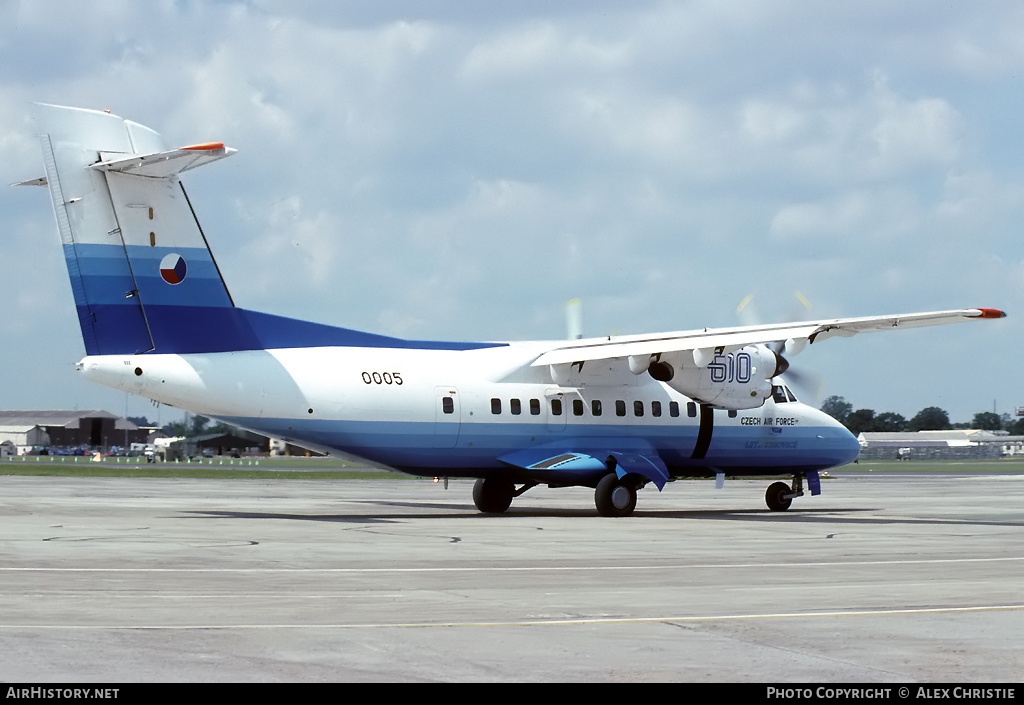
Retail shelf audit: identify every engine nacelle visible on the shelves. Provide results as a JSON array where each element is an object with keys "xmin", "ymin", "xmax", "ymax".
[{"xmin": 659, "ymin": 344, "xmax": 782, "ymax": 410}]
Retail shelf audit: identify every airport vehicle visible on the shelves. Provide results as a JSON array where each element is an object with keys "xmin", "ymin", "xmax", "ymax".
[{"xmin": 20, "ymin": 104, "xmax": 1006, "ymax": 515}]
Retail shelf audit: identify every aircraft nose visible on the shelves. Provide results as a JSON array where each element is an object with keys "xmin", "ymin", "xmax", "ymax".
[
  {"xmin": 842, "ymin": 427, "xmax": 861, "ymax": 463},
  {"xmin": 806, "ymin": 408, "xmax": 861, "ymax": 467},
  {"xmin": 827, "ymin": 417, "xmax": 861, "ymax": 466}
]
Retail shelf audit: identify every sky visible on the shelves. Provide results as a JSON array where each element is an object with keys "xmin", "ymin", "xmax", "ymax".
[{"xmin": 1, "ymin": 0, "xmax": 1021, "ymax": 426}]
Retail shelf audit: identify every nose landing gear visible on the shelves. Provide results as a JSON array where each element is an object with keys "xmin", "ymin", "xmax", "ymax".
[
  {"xmin": 765, "ymin": 481, "xmax": 795, "ymax": 511},
  {"xmin": 765, "ymin": 472, "xmax": 815, "ymax": 511}
]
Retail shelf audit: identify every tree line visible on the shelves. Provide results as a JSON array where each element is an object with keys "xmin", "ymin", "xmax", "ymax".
[
  {"xmin": 127, "ymin": 414, "xmax": 236, "ymax": 439},
  {"xmin": 820, "ymin": 395, "xmax": 1024, "ymax": 435}
]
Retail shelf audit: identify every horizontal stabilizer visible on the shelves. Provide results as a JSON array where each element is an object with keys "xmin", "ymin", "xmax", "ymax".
[
  {"xmin": 90, "ymin": 143, "xmax": 236, "ymax": 178},
  {"xmin": 13, "ymin": 176, "xmax": 48, "ymax": 187}
]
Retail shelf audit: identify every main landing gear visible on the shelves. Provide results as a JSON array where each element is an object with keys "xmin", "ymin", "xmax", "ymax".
[
  {"xmin": 764, "ymin": 474, "xmax": 807, "ymax": 512},
  {"xmin": 594, "ymin": 473, "xmax": 639, "ymax": 517},
  {"xmin": 472, "ymin": 477, "xmax": 537, "ymax": 514},
  {"xmin": 472, "ymin": 474, "xmax": 642, "ymax": 517}
]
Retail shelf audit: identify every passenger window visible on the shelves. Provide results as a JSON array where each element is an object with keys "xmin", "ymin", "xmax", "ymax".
[
  {"xmin": 510, "ymin": 398, "xmax": 522, "ymax": 415},
  {"xmin": 592, "ymin": 400, "xmax": 602, "ymax": 416},
  {"xmin": 551, "ymin": 399, "xmax": 562, "ymax": 416},
  {"xmin": 491, "ymin": 398, "xmax": 502, "ymax": 414},
  {"xmin": 687, "ymin": 402, "xmax": 697, "ymax": 418},
  {"xmin": 442, "ymin": 397, "xmax": 454, "ymax": 414},
  {"xmin": 652, "ymin": 401, "xmax": 662, "ymax": 417},
  {"xmin": 615, "ymin": 400, "xmax": 626, "ymax": 417},
  {"xmin": 728, "ymin": 409, "xmax": 737, "ymax": 418},
  {"xmin": 530, "ymin": 398, "xmax": 541, "ymax": 415},
  {"xmin": 670, "ymin": 401, "xmax": 679, "ymax": 417},
  {"xmin": 573, "ymin": 399, "xmax": 584, "ymax": 416},
  {"xmin": 634, "ymin": 401, "xmax": 644, "ymax": 417}
]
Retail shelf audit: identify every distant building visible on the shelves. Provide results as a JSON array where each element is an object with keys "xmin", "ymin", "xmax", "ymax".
[
  {"xmin": 163, "ymin": 432, "xmax": 322, "ymax": 460},
  {"xmin": 182, "ymin": 430, "xmax": 269, "ymax": 459},
  {"xmin": 858, "ymin": 429, "xmax": 1024, "ymax": 461},
  {"xmin": 0, "ymin": 410, "xmax": 147, "ymax": 454}
]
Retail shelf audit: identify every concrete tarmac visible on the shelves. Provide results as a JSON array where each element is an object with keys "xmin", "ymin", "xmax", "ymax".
[{"xmin": 1, "ymin": 470, "xmax": 1022, "ymax": 682}]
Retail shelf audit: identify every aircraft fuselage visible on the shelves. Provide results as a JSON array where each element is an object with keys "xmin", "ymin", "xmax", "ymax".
[{"xmin": 80, "ymin": 343, "xmax": 860, "ymax": 487}]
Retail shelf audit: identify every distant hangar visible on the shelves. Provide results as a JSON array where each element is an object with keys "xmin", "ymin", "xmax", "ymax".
[
  {"xmin": 0, "ymin": 410, "xmax": 149, "ymax": 456},
  {"xmin": 858, "ymin": 429, "xmax": 1024, "ymax": 461}
]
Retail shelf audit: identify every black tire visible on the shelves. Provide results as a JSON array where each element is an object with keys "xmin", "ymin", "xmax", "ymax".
[
  {"xmin": 594, "ymin": 473, "xmax": 637, "ymax": 517},
  {"xmin": 765, "ymin": 481, "xmax": 793, "ymax": 511},
  {"xmin": 473, "ymin": 477, "xmax": 514, "ymax": 514}
]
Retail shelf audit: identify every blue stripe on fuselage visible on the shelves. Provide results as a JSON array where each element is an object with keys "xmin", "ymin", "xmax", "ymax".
[{"xmin": 218, "ymin": 415, "xmax": 859, "ymax": 480}]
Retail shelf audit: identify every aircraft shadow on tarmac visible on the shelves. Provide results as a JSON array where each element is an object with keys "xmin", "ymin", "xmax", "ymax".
[{"xmin": 183, "ymin": 505, "xmax": 1024, "ymax": 528}]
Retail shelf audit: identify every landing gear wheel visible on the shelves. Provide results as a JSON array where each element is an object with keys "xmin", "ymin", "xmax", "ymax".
[
  {"xmin": 473, "ymin": 477, "xmax": 515, "ymax": 514},
  {"xmin": 595, "ymin": 473, "xmax": 637, "ymax": 517},
  {"xmin": 765, "ymin": 481, "xmax": 793, "ymax": 512}
]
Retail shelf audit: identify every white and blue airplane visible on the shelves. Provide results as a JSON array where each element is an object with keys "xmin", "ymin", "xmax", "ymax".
[{"xmin": 20, "ymin": 104, "xmax": 1006, "ymax": 516}]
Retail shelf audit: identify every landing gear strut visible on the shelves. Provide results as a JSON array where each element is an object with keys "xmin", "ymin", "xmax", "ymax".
[{"xmin": 472, "ymin": 477, "xmax": 536, "ymax": 514}]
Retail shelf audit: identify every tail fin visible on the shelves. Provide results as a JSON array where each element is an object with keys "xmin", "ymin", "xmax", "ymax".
[
  {"xmin": 31, "ymin": 104, "xmax": 505, "ymax": 356},
  {"xmin": 34, "ymin": 104, "xmax": 236, "ymax": 355}
]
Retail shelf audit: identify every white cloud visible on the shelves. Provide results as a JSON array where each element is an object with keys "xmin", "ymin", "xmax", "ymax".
[
  {"xmin": 770, "ymin": 194, "xmax": 873, "ymax": 240},
  {"xmin": 461, "ymin": 20, "xmax": 626, "ymax": 82},
  {"xmin": 866, "ymin": 78, "xmax": 963, "ymax": 173}
]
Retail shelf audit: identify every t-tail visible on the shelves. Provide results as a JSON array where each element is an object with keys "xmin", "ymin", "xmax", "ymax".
[{"xmin": 27, "ymin": 104, "xmax": 476, "ymax": 356}]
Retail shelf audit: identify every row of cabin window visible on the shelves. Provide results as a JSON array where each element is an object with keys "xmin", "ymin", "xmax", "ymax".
[{"xmin": 489, "ymin": 397, "xmax": 702, "ymax": 419}]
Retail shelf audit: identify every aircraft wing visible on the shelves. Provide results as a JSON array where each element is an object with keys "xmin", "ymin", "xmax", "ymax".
[{"xmin": 531, "ymin": 308, "xmax": 1006, "ymax": 367}]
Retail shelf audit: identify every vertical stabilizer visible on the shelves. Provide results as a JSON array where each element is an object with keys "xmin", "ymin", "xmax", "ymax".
[
  {"xmin": 32, "ymin": 105, "xmax": 502, "ymax": 356},
  {"xmin": 35, "ymin": 104, "xmax": 236, "ymax": 355}
]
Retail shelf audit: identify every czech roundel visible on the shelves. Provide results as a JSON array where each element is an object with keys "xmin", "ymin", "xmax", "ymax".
[{"xmin": 159, "ymin": 253, "xmax": 187, "ymax": 285}]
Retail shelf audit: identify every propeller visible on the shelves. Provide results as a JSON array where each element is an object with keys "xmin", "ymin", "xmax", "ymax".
[
  {"xmin": 767, "ymin": 340, "xmax": 823, "ymax": 402},
  {"xmin": 737, "ymin": 292, "xmax": 824, "ymax": 404},
  {"xmin": 566, "ymin": 298, "xmax": 583, "ymax": 340}
]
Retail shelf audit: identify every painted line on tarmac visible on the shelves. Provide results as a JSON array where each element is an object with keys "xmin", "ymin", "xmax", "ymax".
[
  {"xmin": 1, "ymin": 604, "xmax": 1022, "ymax": 630},
  {"xmin": 2, "ymin": 555, "xmax": 1024, "ymax": 573}
]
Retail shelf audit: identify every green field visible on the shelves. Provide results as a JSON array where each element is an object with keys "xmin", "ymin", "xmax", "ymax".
[{"xmin": 2, "ymin": 455, "xmax": 1022, "ymax": 480}]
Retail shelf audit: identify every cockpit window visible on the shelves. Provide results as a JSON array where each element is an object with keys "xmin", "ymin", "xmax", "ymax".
[{"xmin": 770, "ymin": 385, "xmax": 798, "ymax": 403}]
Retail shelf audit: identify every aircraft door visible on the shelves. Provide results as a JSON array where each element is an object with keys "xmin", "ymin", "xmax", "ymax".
[
  {"xmin": 433, "ymin": 387, "xmax": 461, "ymax": 448},
  {"xmin": 545, "ymin": 389, "xmax": 566, "ymax": 432}
]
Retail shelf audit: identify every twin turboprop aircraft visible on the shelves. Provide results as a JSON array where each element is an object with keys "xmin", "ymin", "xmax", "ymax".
[{"xmin": 21, "ymin": 104, "xmax": 1006, "ymax": 516}]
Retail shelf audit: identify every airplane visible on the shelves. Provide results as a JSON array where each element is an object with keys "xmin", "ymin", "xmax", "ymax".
[{"xmin": 18, "ymin": 104, "xmax": 1006, "ymax": 516}]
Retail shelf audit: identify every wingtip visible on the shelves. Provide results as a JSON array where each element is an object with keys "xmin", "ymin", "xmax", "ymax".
[
  {"xmin": 971, "ymin": 308, "xmax": 1007, "ymax": 319},
  {"xmin": 180, "ymin": 142, "xmax": 225, "ymax": 151}
]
